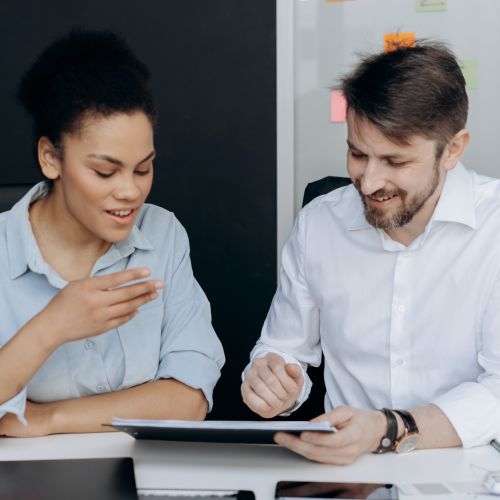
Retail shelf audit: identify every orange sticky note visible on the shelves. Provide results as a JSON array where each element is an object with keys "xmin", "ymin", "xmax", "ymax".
[
  {"xmin": 384, "ymin": 32, "xmax": 416, "ymax": 52},
  {"xmin": 330, "ymin": 90, "xmax": 347, "ymax": 123}
]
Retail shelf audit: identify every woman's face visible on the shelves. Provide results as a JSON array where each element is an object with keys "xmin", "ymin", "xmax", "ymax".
[{"xmin": 48, "ymin": 111, "xmax": 154, "ymax": 244}]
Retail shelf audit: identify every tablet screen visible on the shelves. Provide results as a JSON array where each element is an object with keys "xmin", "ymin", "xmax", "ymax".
[{"xmin": 275, "ymin": 481, "xmax": 398, "ymax": 499}]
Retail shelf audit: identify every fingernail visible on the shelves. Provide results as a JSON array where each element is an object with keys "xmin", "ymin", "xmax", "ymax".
[
  {"xmin": 274, "ymin": 434, "xmax": 284, "ymax": 445},
  {"xmin": 141, "ymin": 268, "xmax": 151, "ymax": 277},
  {"xmin": 154, "ymin": 281, "xmax": 164, "ymax": 289}
]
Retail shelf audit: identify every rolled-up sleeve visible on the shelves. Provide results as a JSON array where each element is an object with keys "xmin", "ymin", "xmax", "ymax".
[
  {"xmin": 0, "ymin": 387, "xmax": 28, "ymax": 426},
  {"xmin": 433, "ymin": 272, "xmax": 500, "ymax": 447},
  {"xmin": 155, "ymin": 219, "xmax": 225, "ymax": 411}
]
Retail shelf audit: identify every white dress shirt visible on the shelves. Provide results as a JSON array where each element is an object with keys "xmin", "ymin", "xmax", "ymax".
[{"xmin": 247, "ymin": 163, "xmax": 500, "ymax": 447}]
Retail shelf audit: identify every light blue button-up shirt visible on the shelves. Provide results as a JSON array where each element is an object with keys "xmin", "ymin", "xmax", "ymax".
[{"xmin": 0, "ymin": 182, "xmax": 225, "ymax": 422}]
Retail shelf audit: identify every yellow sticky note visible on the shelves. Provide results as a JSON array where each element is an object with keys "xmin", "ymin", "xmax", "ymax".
[
  {"xmin": 459, "ymin": 60, "xmax": 478, "ymax": 90},
  {"xmin": 330, "ymin": 90, "xmax": 347, "ymax": 123},
  {"xmin": 384, "ymin": 32, "xmax": 416, "ymax": 53}
]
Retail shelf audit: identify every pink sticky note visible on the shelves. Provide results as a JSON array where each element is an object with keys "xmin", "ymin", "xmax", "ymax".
[{"xmin": 330, "ymin": 90, "xmax": 347, "ymax": 122}]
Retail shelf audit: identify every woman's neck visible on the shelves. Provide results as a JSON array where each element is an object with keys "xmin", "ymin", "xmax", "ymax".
[{"xmin": 29, "ymin": 193, "xmax": 111, "ymax": 281}]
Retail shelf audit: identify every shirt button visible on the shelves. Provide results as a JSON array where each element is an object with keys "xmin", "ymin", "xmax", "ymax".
[
  {"xmin": 96, "ymin": 385, "xmax": 105, "ymax": 392},
  {"xmin": 397, "ymin": 305, "xmax": 406, "ymax": 313},
  {"xmin": 395, "ymin": 358, "xmax": 404, "ymax": 366},
  {"xmin": 84, "ymin": 340, "xmax": 94, "ymax": 350}
]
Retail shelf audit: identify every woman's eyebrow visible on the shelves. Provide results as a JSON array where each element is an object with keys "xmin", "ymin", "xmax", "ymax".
[{"xmin": 87, "ymin": 150, "xmax": 156, "ymax": 167}]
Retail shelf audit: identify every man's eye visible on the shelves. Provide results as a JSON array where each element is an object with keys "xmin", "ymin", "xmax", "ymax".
[
  {"xmin": 387, "ymin": 160, "xmax": 407, "ymax": 167},
  {"xmin": 350, "ymin": 150, "xmax": 366, "ymax": 159},
  {"xmin": 95, "ymin": 171, "xmax": 113, "ymax": 178}
]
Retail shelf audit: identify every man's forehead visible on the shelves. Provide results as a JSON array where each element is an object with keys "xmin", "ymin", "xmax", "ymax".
[{"xmin": 346, "ymin": 112, "xmax": 433, "ymax": 155}]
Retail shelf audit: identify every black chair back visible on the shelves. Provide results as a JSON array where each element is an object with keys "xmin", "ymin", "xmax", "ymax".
[
  {"xmin": 0, "ymin": 184, "xmax": 33, "ymax": 213},
  {"xmin": 302, "ymin": 176, "xmax": 352, "ymax": 207}
]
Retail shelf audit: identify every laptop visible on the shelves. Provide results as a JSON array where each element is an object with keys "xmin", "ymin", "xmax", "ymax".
[{"xmin": 0, "ymin": 457, "xmax": 137, "ymax": 499}]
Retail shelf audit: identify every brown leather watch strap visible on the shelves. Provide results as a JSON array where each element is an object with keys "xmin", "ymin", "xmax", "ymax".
[
  {"xmin": 373, "ymin": 408, "xmax": 398, "ymax": 454},
  {"xmin": 393, "ymin": 409, "xmax": 418, "ymax": 434}
]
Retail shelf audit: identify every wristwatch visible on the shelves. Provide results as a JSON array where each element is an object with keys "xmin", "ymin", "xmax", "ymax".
[
  {"xmin": 392, "ymin": 409, "xmax": 420, "ymax": 453},
  {"xmin": 373, "ymin": 408, "xmax": 398, "ymax": 454}
]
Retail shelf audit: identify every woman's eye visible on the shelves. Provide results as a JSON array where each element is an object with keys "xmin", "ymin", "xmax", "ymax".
[
  {"xmin": 95, "ymin": 171, "xmax": 113, "ymax": 178},
  {"xmin": 135, "ymin": 170, "xmax": 151, "ymax": 176}
]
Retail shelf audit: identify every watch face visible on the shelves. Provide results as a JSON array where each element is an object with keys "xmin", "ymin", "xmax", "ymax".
[{"xmin": 396, "ymin": 434, "xmax": 420, "ymax": 453}]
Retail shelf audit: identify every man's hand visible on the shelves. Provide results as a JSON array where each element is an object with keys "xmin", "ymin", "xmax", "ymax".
[
  {"xmin": 35, "ymin": 267, "xmax": 163, "ymax": 348},
  {"xmin": 0, "ymin": 401, "xmax": 54, "ymax": 438},
  {"xmin": 241, "ymin": 352, "xmax": 304, "ymax": 418},
  {"xmin": 273, "ymin": 406, "xmax": 386, "ymax": 464}
]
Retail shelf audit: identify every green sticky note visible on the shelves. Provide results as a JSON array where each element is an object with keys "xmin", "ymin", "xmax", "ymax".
[
  {"xmin": 416, "ymin": 0, "xmax": 447, "ymax": 12},
  {"xmin": 459, "ymin": 60, "xmax": 478, "ymax": 90}
]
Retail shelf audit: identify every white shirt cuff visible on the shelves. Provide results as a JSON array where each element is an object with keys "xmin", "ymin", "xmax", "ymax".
[{"xmin": 432, "ymin": 382, "xmax": 500, "ymax": 448}]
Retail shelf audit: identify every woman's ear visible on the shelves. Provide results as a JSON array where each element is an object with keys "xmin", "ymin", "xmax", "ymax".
[
  {"xmin": 37, "ymin": 137, "xmax": 62, "ymax": 180},
  {"xmin": 442, "ymin": 129, "xmax": 470, "ymax": 172}
]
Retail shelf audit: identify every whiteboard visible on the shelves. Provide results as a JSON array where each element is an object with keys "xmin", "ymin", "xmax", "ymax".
[{"xmin": 292, "ymin": 0, "xmax": 500, "ymax": 214}]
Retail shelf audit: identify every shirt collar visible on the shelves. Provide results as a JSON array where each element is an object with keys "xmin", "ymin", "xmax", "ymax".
[
  {"xmin": 7, "ymin": 182, "xmax": 49, "ymax": 279},
  {"xmin": 347, "ymin": 162, "xmax": 476, "ymax": 231},
  {"xmin": 347, "ymin": 187, "xmax": 372, "ymax": 231},
  {"xmin": 431, "ymin": 162, "xmax": 476, "ymax": 229},
  {"xmin": 6, "ymin": 181, "xmax": 154, "ymax": 280}
]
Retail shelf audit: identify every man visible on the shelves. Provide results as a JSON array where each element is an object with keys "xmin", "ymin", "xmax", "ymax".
[{"xmin": 241, "ymin": 41, "xmax": 500, "ymax": 464}]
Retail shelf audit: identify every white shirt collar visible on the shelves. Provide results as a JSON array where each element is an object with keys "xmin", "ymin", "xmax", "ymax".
[{"xmin": 347, "ymin": 162, "xmax": 476, "ymax": 232}]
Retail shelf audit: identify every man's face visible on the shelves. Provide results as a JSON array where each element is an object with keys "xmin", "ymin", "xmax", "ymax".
[{"xmin": 346, "ymin": 112, "xmax": 444, "ymax": 231}]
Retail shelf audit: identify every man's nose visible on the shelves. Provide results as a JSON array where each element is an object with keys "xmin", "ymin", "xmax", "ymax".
[{"xmin": 359, "ymin": 159, "xmax": 385, "ymax": 195}]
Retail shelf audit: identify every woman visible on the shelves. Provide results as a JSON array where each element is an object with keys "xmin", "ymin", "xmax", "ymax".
[{"xmin": 0, "ymin": 30, "xmax": 225, "ymax": 436}]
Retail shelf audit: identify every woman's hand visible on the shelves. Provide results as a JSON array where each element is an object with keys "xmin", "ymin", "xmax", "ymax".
[
  {"xmin": 0, "ymin": 401, "xmax": 54, "ymax": 438},
  {"xmin": 36, "ymin": 267, "xmax": 163, "ymax": 348}
]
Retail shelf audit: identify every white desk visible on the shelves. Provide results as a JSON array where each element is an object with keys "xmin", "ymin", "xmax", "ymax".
[{"xmin": 1, "ymin": 433, "xmax": 500, "ymax": 498}]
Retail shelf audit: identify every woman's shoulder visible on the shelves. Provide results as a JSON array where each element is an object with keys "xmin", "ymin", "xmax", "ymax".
[{"xmin": 135, "ymin": 203, "xmax": 189, "ymax": 247}]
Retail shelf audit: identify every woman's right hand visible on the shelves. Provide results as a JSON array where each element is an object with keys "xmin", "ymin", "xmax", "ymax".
[{"xmin": 37, "ymin": 267, "xmax": 163, "ymax": 347}]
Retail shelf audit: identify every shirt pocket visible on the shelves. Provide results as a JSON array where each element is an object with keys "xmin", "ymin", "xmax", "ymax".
[{"xmin": 117, "ymin": 301, "xmax": 164, "ymax": 389}]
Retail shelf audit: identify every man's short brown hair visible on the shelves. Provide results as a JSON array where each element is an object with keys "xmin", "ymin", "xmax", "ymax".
[{"xmin": 340, "ymin": 40, "xmax": 468, "ymax": 157}]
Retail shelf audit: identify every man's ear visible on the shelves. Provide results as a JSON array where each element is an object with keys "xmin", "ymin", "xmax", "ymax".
[
  {"xmin": 37, "ymin": 137, "xmax": 62, "ymax": 180},
  {"xmin": 442, "ymin": 129, "xmax": 469, "ymax": 172}
]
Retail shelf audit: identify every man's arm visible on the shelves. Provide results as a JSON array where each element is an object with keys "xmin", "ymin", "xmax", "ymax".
[
  {"xmin": 0, "ymin": 378, "xmax": 207, "ymax": 437},
  {"xmin": 274, "ymin": 403, "xmax": 461, "ymax": 465},
  {"xmin": 242, "ymin": 209, "xmax": 321, "ymax": 416}
]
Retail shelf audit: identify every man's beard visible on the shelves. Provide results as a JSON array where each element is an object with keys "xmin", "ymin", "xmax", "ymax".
[{"xmin": 354, "ymin": 161, "xmax": 441, "ymax": 230}]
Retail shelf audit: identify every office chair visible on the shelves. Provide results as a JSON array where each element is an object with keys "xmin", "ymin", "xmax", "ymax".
[
  {"xmin": 302, "ymin": 175, "xmax": 352, "ymax": 207},
  {"xmin": 291, "ymin": 175, "xmax": 352, "ymax": 420},
  {"xmin": 0, "ymin": 184, "xmax": 34, "ymax": 213}
]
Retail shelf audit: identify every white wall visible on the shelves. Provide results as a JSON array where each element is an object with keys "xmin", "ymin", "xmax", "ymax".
[{"xmin": 280, "ymin": 0, "xmax": 500, "ymax": 234}]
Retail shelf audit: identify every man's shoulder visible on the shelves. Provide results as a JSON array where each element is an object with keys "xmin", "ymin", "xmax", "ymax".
[
  {"xmin": 300, "ymin": 183, "xmax": 359, "ymax": 222},
  {"xmin": 469, "ymin": 170, "xmax": 500, "ymax": 216},
  {"xmin": 471, "ymin": 170, "xmax": 500, "ymax": 198}
]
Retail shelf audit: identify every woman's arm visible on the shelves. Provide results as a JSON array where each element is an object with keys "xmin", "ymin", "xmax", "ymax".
[
  {"xmin": 0, "ymin": 268, "xmax": 161, "ymax": 406},
  {"xmin": 0, "ymin": 378, "xmax": 207, "ymax": 437}
]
